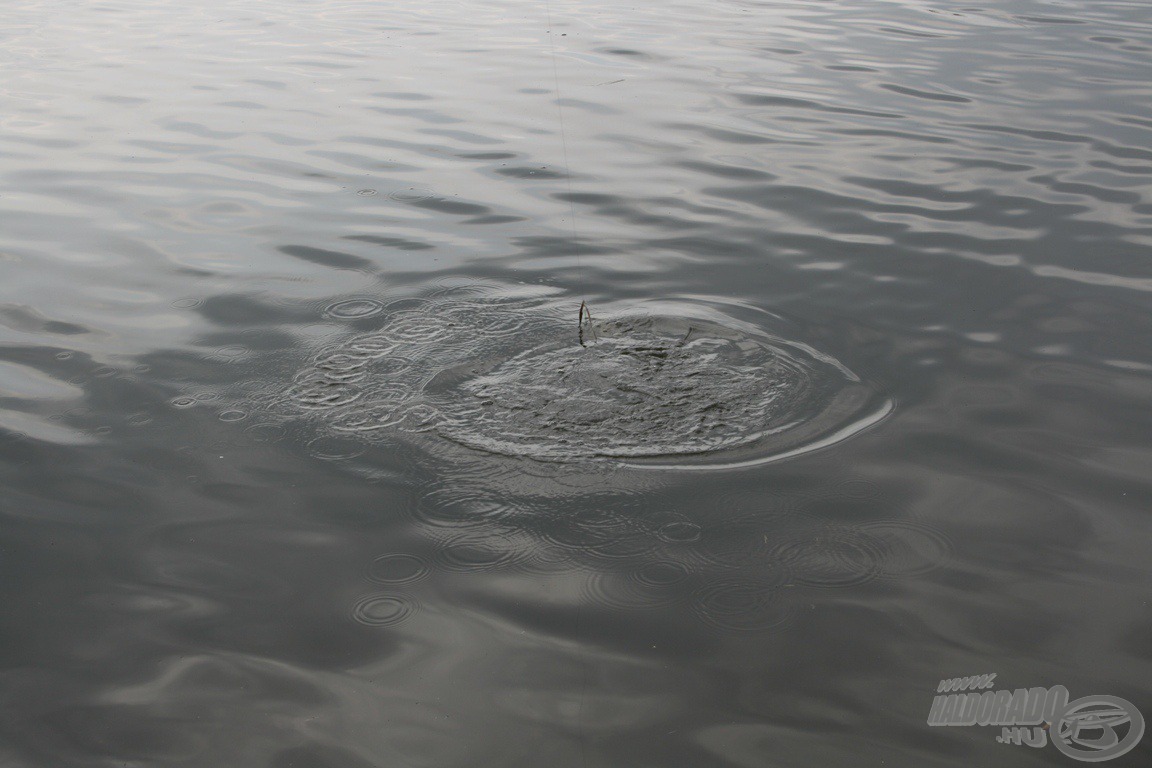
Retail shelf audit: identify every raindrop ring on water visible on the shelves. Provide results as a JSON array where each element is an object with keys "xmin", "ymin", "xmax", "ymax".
[
  {"xmin": 431, "ymin": 530, "xmax": 538, "ymax": 573},
  {"xmin": 351, "ymin": 594, "xmax": 417, "ymax": 627},
  {"xmin": 389, "ymin": 186, "xmax": 435, "ymax": 202},
  {"xmin": 366, "ymin": 553, "xmax": 431, "ymax": 585},
  {"xmin": 858, "ymin": 520, "xmax": 953, "ymax": 578},
  {"xmin": 691, "ymin": 578, "xmax": 794, "ymax": 632},
  {"xmin": 768, "ymin": 526, "xmax": 887, "ymax": 589},
  {"xmin": 324, "ymin": 298, "xmax": 386, "ymax": 320}
]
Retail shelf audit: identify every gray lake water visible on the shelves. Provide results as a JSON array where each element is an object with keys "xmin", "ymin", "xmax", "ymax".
[{"xmin": 2, "ymin": 1, "xmax": 1151, "ymax": 765}]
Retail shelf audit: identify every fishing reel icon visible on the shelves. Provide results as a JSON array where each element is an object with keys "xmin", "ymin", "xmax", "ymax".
[{"xmin": 1051, "ymin": 695, "xmax": 1145, "ymax": 762}]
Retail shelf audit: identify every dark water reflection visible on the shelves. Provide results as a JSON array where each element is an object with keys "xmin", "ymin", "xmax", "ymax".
[{"xmin": 3, "ymin": 0, "xmax": 1152, "ymax": 765}]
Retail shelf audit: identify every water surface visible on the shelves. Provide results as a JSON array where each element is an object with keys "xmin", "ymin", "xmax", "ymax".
[{"xmin": 2, "ymin": 0, "xmax": 1152, "ymax": 765}]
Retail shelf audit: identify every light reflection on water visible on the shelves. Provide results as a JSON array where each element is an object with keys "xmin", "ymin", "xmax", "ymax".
[{"xmin": 1, "ymin": 0, "xmax": 1151, "ymax": 765}]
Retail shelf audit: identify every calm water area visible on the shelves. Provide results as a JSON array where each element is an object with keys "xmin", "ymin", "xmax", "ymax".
[{"xmin": 2, "ymin": 0, "xmax": 1151, "ymax": 765}]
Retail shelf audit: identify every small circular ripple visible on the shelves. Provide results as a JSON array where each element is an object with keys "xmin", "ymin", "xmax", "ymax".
[
  {"xmin": 348, "ymin": 353, "xmax": 413, "ymax": 378},
  {"xmin": 413, "ymin": 487, "xmax": 523, "ymax": 532},
  {"xmin": 389, "ymin": 186, "xmax": 435, "ymax": 202},
  {"xmin": 380, "ymin": 310, "xmax": 459, "ymax": 345},
  {"xmin": 244, "ymin": 423, "xmax": 287, "ymax": 443},
  {"xmin": 312, "ymin": 354, "xmax": 370, "ymax": 382},
  {"xmin": 431, "ymin": 531, "xmax": 539, "ymax": 573},
  {"xmin": 366, "ymin": 554, "xmax": 431, "ymax": 585},
  {"xmin": 351, "ymin": 594, "xmax": 417, "ymax": 627},
  {"xmin": 584, "ymin": 560, "xmax": 695, "ymax": 611},
  {"xmin": 687, "ymin": 512, "xmax": 779, "ymax": 570},
  {"xmin": 396, "ymin": 403, "xmax": 445, "ymax": 433},
  {"xmin": 325, "ymin": 298, "xmax": 385, "ymax": 320},
  {"xmin": 288, "ymin": 373, "xmax": 363, "ymax": 409},
  {"xmin": 535, "ymin": 500, "xmax": 656, "ymax": 563},
  {"xmin": 768, "ymin": 526, "xmax": 887, "ymax": 588},
  {"xmin": 306, "ymin": 434, "xmax": 368, "ymax": 461},
  {"xmin": 859, "ymin": 521, "xmax": 953, "ymax": 577},
  {"xmin": 580, "ymin": 521, "xmax": 658, "ymax": 562},
  {"xmin": 832, "ymin": 478, "xmax": 884, "ymax": 501},
  {"xmin": 207, "ymin": 345, "xmax": 249, "ymax": 363},
  {"xmin": 657, "ymin": 519, "xmax": 703, "ymax": 543},
  {"xmin": 289, "ymin": 383, "xmax": 362, "ymax": 409},
  {"xmin": 345, "ymin": 334, "xmax": 397, "ymax": 358},
  {"xmin": 633, "ymin": 560, "xmax": 695, "ymax": 590},
  {"xmin": 427, "ymin": 278, "xmax": 497, "ymax": 298},
  {"xmin": 691, "ymin": 578, "xmax": 793, "ymax": 632},
  {"xmin": 440, "ymin": 300, "xmax": 546, "ymax": 341},
  {"xmin": 329, "ymin": 402, "xmax": 410, "ymax": 433}
]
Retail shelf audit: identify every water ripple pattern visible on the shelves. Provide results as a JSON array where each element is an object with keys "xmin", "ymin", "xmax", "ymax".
[
  {"xmin": 395, "ymin": 461, "xmax": 954, "ymax": 635},
  {"xmin": 2, "ymin": 0, "xmax": 1150, "ymax": 765},
  {"xmin": 281, "ymin": 288, "xmax": 884, "ymax": 467}
]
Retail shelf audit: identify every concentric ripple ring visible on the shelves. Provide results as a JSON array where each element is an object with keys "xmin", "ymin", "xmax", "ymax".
[{"xmin": 281, "ymin": 290, "xmax": 888, "ymax": 468}]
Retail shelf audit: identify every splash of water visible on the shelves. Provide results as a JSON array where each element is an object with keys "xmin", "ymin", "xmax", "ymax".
[{"xmin": 282, "ymin": 288, "xmax": 887, "ymax": 468}]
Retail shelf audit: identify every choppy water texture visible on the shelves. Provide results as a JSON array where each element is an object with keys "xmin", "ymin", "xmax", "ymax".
[{"xmin": 3, "ymin": 0, "xmax": 1152, "ymax": 766}]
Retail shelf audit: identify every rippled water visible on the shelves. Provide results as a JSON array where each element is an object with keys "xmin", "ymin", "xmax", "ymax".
[
  {"xmin": 278, "ymin": 288, "xmax": 887, "ymax": 464},
  {"xmin": 3, "ymin": 0, "xmax": 1152, "ymax": 765}
]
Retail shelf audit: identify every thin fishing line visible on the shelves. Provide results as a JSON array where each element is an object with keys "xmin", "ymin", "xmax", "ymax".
[
  {"xmin": 543, "ymin": 0, "xmax": 585, "ymax": 305},
  {"xmin": 542, "ymin": 12, "xmax": 591, "ymax": 758}
]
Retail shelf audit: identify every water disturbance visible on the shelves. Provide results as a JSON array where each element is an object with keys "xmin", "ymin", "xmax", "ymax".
[
  {"xmin": 3, "ymin": 0, "xmax": 1151, "ymax": 764},
  {"xmin": 282, "ymin": 288, "xmax": 888, "ymax": 467}
]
